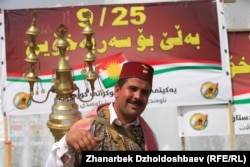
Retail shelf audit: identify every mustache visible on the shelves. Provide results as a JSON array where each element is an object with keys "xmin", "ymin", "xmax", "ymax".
[{"xmin": 127, "ymin": 99, "xmax": 144, "ymax": 106}]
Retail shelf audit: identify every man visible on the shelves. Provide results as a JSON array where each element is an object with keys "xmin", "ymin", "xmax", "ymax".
[{"xmin": 46, "ymin": 61, "xmax": 158, "ymax": 167}]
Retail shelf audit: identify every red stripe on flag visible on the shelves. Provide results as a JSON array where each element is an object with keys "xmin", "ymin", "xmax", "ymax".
[{"xmin": 95, "ymin": 52, "xmax": 127, "ymax": 74}]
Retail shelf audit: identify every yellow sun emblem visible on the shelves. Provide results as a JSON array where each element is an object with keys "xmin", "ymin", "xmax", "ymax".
[{"xmin": 105, "ymin": 61, "xmax": 122, "ymax": 80}]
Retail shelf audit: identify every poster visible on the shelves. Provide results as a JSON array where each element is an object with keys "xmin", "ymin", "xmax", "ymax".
[{"xmin": 2, "ymin": 1, "xmax": 232, "ymax": 115}]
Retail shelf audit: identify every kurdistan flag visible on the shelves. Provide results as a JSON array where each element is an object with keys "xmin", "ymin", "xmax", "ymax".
[{"xmin": 95, "ymin": 53, "xmax": 127, "ymax": 88}]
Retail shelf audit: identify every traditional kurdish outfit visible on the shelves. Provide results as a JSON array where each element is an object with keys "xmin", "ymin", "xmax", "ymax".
[
  {"xmin": 70, "ymin": 103, "xmax": 158, "ymax": 151},
  {"xmin": 45, "ymin": 62, "xmax": 157, "ymax": 167}
]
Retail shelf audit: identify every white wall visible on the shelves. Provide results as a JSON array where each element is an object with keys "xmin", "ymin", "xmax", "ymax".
[{"xmin": 223, "ymin": 0, "xmax": 250, "ymax": 29}]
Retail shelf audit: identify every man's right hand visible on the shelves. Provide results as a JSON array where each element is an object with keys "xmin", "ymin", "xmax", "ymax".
[{"xmin": 65, "ymin": 129, "xmax": 102, "ymax": 154}]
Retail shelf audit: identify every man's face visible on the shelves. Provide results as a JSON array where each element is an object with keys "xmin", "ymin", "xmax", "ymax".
[{"xmin": 114, "ymin": 77, "xmax": 151, "ymax": 124}]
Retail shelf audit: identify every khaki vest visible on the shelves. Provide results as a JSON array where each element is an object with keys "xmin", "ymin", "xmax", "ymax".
[{"xmin": 93, "ymin": 105, "xmax": 144, "ymax": 151}]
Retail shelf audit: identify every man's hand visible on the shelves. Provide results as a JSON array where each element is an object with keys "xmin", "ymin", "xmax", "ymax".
[{"xmin": 65, "ymin": 129, "xmax": 102, "ymax": 154}]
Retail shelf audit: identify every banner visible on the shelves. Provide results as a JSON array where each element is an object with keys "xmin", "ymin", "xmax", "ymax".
[
  {"xmin": 177, "ymin": 105, "xmax": 230, "ymax": 137},
  {"xmin": 3, "ymin": 1, "xmax": 232, "ymax": 115},
  {"xmin": 228, "ymin": 31, "xmax": 250, "ymax": 134},
  {"xmin": 229, "ymin": 31, "xmax": 250, "ymax": 103},
  {"xmin": 233, "ymin": 104, "xmax": 250, "ymax": 134}
]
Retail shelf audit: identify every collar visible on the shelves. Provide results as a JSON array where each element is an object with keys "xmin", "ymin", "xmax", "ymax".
[{"xmin": 108, "ymin": 103, "xmax": 140, "ymax": 128}]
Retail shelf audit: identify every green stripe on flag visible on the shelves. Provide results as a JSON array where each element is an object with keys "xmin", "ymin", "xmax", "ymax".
[
  {"xmin": 154, "ymin": 65, "xmax": 222, "ymax": 75},
  {"xmin": 102, "ymin": 78, "xmax": 118, "ymax": 88},
  {"xmin": 233, "ymin": 99, "xmax": 250, "ymax": 105},
  {"xmin": 7, "ymin": 74, "xmax": 87, "ymax": 83}
]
